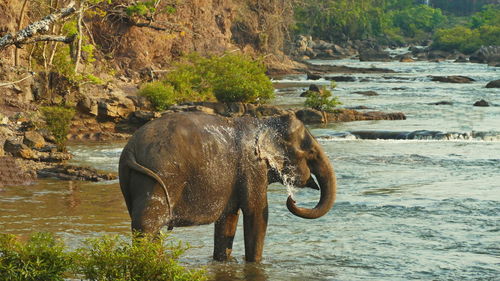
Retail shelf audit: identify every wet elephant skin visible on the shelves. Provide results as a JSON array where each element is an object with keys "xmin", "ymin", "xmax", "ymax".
[{"xmin": 119, "ymin": 112, "xmax": 336, "ymax": 262}]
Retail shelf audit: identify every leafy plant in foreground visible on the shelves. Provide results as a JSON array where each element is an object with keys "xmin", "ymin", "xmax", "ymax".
[
  {"xmin": 0, "ymin": 233, "xmax": 72, "ymax": 281},
  {"xmin": 73, "ymin": 233, "xmax": 207, "ymax": 281}
]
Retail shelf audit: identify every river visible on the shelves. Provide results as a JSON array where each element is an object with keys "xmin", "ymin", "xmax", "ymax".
[{"xmin": 1, "ymin": 58, "xmax": 499, "ymax": 280}]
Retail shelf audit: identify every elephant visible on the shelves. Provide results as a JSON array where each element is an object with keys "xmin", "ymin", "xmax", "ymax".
[{"xmin": 118, "ymin": 111, "xmax": 336, "ymax": 262}]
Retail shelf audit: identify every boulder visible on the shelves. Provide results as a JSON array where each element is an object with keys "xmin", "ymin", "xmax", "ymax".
[
  {"xmin": 23, "ymin": 131, "xmax": 46, "ymax": 149},
  {"xmin": 325, "ymin": 76, "xmax": 356, "ymax": 82},
  {"xmin": 454, "ymin": 54, "xmax": 468, "ymax": 63},
  {"xmin": 485, "ymin": 79, "xmax": 500, "ymax": 88},
  {"xmin": 359, "ymin": 48, "xmax": 391, "ymax": 62},
  {"xmin": 427, "ymin": 50, "xmax": 451, "ymax": 60},
  {"xmin": 255, "ymin": 105, "xmax": 285, "ymax": 117},
  {"xmin": 429, "ymin": 101, "xmax": 454, "ymax": 105},
  {"xmin": 473, "ymin": 99, "xmax": 490, "ymax": 107},
  {"xmin": 77, "ymin": 96, "xmax": 98, "ymax": 116},
  {"xmin": 314, "ymin": 40, "xmax": 334, "ymax": 50},
  {"xmin": 352, "ymin": 91, "xmax": 379, "ymax": 96},
  {"xmin": 430, "ymin": 76, "xmax": 475, "ymax": 83},
  {"xmin": 294, "ymin": 109, "xmax": 325, "ymax": 124},
  {"xmin": 3, "ymin": 139, "xmax": 35, "ymax": 159},
  {"xmin": 488, "ymin": 61, "xmax": 500, "ymax": 67},
  {"xmin": 470, "ymin": 46, "xmax": 500, "ymax": 64},
  {"xmin": 127, "ymin": 95, "xmax": 153, "ymax": 110},
  {"xmin": 97, "ymin": 96, "xmax": 136, "ymax": 120},
  {"xmin": 399, "ymin": 55, "xmax": 415, "ymax": 62},
  {"xmin": 308, "ymin": 84, "xmax": 321, "ymax": 92},
  {"xmin": 306, "ymin": 72, "xmax": 322, "ymax": 80},
  {"xmin": 300, "ymin": 84, "xmax": 323, "ymax": 97}
]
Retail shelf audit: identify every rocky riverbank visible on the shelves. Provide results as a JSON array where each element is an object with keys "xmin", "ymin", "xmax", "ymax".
[{"xmin": 290, "ymin": 35, "xmax": 500, "ymax": 67}]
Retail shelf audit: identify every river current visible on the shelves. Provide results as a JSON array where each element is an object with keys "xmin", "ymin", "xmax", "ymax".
[{"xmin": 1, "ymin": 58, "xmax": 499, "ymax": 280}]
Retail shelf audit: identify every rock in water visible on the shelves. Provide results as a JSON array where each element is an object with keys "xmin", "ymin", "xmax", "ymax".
[
  {"xmin": 430, "ymin": 76, "xmax": 475, "ymax": 83},
  {"xmin": 473, "ymin": 99, "xmax": 490, "ymax": 107},
  {"xmin": 485, "ymin": 79, "xmax": 500, "ymax": 88}
]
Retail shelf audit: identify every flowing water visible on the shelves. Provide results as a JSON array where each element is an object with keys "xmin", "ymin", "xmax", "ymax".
[{"xmin": 1, "ymin": 58, "xmax": 499, "ymax": 280}]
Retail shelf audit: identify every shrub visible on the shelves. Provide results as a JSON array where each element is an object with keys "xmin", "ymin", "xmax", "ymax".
[
  {"xmin": 73, "ymin": 233, "xmax": 207, "ymax": 281},
  {"xmin": 40, "ymin": 106, "xmax": 75, "ymax": 152},
  {"xmin": 0, "ymin": 232, "xmax": 207, "ymax": 281},
  {"xmin": 304, "ymin": 86, "xmax": 341, "ymax": 112},
  {"xmin": 142, "ymin": 53, "xmax": 275, "ymax": 108},
  {"xmin": 0, "ymin": 233, "xmax": 72, "ymax": 281},
  {"xmin": 208, "ymin": 54, "xmax": 275, "ymax": 103},
  {"xmin": 433, "ymin": 26, "xmax": 482, "ymax": 53},
  {"xmin": 138, "ymin": 82, "xmax": 177, "ymax": 111}
]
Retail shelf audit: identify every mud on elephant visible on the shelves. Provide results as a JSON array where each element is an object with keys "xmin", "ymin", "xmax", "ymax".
[{"xmin": 118, "ymin": 112, "xmax": 336, "ymax": 262}]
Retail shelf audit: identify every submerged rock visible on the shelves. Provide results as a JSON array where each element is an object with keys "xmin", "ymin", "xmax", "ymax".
[
  {"xmin": 473, "ymin": 99, "xmax": 490, "ymax": 107},
  {"xmin": 485, "ymin": 79, "xmax": 500, "ymax": 88},
  {"xmin": 359, "ymin": 48, "xmax": 391, "ymax": 62},
  {"xmin": 352, "ymin": 91, "xmax": 379, "ymax": 96},
  {"xmin": 324, "ymin": 76, "xmax": 356, "ymax": 82},
  {"xmin": 430, "ymin": 75, "xmax": 475, "ymax": 83},
  {"xmin": 306, "ymin": 71, "xmax": 322, "ymax": 80},
  {"xmin": 429, "ymin": 101, "xmax": 454, "ymax": 105},
  {"xmin": 37, "ymin": 164, "xmax": 117, "ymax": 182}
]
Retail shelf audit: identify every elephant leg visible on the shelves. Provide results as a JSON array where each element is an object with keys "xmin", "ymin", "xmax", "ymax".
[
  {"xmin": 130, "ymin": 172, "xmax": 170, "ymax": 235},
  {"xmin": 213, "ymin": 209, "xmax": 240, "ymax": 261},
  {"xmin": 242, "ymin": 199, "xmax": 269, "ymax": 262}
]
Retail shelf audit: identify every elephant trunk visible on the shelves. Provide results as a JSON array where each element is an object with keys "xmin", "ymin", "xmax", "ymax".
[{"xmin": 286, "ymin": 148, "xmax": 336, "ymax": 219}]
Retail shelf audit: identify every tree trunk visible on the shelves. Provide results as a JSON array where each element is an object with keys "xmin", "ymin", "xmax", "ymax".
[{"xmin": 14, "ymin": 0, "xmax": 29, "ymax": 66}]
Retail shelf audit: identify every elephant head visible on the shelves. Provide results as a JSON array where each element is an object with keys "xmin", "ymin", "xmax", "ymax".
[{"xmin": 256, "ymin": 113, "xmax": 336, "ymax": 219}]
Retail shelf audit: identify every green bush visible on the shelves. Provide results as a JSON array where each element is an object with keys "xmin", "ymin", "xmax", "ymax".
[
  {"xmin": 388, "ymin": 5, "xmax": 445, "ymax": 37},
  {"xmin": 304, "ymin": 86, "xmax": 341, "ymax": 112},
  {"xmin": 139, "ymin": 82, "xmax": 177, "ymax": 111},
  {"xmin": 0, "ymin": 232, "xmax": 207, "ymax": 281},
  {"xmin": 0, "ymin": 233, "xmax": 72, "ymax": 281},
  {"xmin": 208, "ymin": 54, "xmax": 275, "ymax": 103},
  {"xmin": 74, "ymin": 233, "xmax": 206, "ymax": 281},
  {"xmin": 433, "ymin": 26, "xmax": 482, "ymax": 53},
  {"xmin": 40, "ymin": 106, "xmax": 75, "ymax": 152},
  {"xmin": 141, "ymin": 53, "xmax": 275, "ymax": 109}
]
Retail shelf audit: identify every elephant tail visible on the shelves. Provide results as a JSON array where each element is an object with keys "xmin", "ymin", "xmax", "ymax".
[{"xmin": 124, "ymin": 152, "xmax": 173, "ymax": 228}]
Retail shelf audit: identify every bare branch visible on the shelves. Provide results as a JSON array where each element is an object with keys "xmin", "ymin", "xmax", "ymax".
[
  {"xmin": 0, "ymin": 2, "xmax": 76, "ymax": 50},
  {"xmin": 22, "ymin": 35, "xmax": 76, "ymax": 45},
  {"xmin": 0, "ymin": 72, "xmax": 35, "ymax": 88}
]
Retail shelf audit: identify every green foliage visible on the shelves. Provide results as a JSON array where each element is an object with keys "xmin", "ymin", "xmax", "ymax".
[
  {"xmin": 208, "ymin": 54, "xmax": 275, "ymax": 103},
  {"xmin": 294, "ymin": 0, "xmax": 446, "ymax": 42},
  {"xmin": 387, "ymin": 5, "xmax": 445, "ymax": 37},
  {"xmin": 0, "ymin": 233, "xmax": 72, "ymax": 281},
  {"xmin": 141, "ymin": 53, "xmax": 274, "ymax": 109},
  {"xmin": 432, "ymin": 5, "xmax": 500, "ymax": 53},
  {"xmin": 73, "ymin": 233, "xmax": 206, "ymax": 281},
  {"xmin": 0, "ymin": 232, "xmax": 207, "ymax": 281},
  {"xmin": 126, "ymin": 1, "xmax": 156, "ymax": 16},
  {"xmin": 294, "ymin": 0, "xmax": 386, "ymax": 41},
  {"xmin": 139, "ymin": 82, "xmax": 177, "ymax": 110},
  {"xmin": 40, "ymin": 106, "xmax": 75, "ymax": 152},
  {"xmin": 304, "ymin": 86, "xmax": 341, "ymax": 113}
]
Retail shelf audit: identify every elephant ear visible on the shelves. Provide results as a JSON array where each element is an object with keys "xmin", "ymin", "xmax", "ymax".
[{"xmin": 255, "ymin": 129, "xmax": 286, "ymax": 172}]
